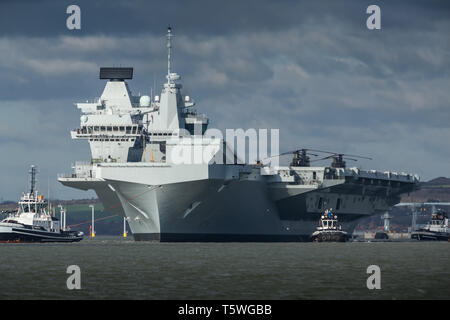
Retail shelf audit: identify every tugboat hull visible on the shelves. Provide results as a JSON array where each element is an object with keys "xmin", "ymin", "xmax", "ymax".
[
  {"xmin": 311, "ymin": 231, "xmax": 349, "ymax": 242},
  {"xmin": 0, "ymin": 225, "xmax": 83, "ymax": 243},
  {"xmin": 411, "ymin": 231, "xmax": 449, "ymax": 241}
]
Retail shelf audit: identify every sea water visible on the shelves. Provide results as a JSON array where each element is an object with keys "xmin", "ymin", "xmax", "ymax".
[{"xmin": 0, "ymin": 237, "xmax": 448, "ymax": 299}]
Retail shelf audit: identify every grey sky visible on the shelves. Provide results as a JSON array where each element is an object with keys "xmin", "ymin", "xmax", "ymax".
[{"xmin": 0, "ymin": 0, "xmax": 449, "ymax": 200}]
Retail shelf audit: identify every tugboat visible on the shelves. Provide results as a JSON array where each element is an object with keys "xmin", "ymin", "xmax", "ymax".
[
  {"xmin": 0, "ymin": 166, "xmax": 83, "ymax": 243},
  {"xmin": 411, "ymin": 209, "xmax": 449, "ymax": 241},
  {"xmin": 311, "ymin": 209, "xmax": 349, "ymax": 242}
]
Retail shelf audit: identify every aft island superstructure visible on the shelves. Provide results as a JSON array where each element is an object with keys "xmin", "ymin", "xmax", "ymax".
[{"xmin": 58, "ymin": 28, "xmax": 419, "ymax": 241}]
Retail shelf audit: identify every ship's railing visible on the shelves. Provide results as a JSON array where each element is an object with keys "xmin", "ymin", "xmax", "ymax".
[
  {"xmin": 337, "ymin": 167, "xmax": 419, "ymax": 182},
  {"xmin": 57, "ymin": 172, "xmax": 93, "ymax": 179},
  {"xmin": 72, "ymin": 127, "xmax": 143, "ymax": 136},
  {"xmin": 262, "ymin": 166, "xmax": 418, "ymax": 184},
  {"xmin": 58, "ymin": 173, "xmax": 76, "ymax": 179},
  {"xmin": 58, "ymin": 161, "xmax": 94, "ymax": 179},
  {"xmin": 92, "ymin": 157, "xmax": 118, "ymax": 164}
]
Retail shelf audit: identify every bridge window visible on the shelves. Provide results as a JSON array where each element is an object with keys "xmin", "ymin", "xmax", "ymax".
[{"xmin": 126, "ymin": 126, "xmax": 131, "ymax": 134}]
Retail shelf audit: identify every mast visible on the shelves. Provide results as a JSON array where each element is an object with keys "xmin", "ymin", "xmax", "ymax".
[
  {"xmin": 167, "ymin": 26, "xmax": 172, "ymax": 82},
  {"xmin": 29, "ymin": 165, "xmax": 37, "ymax": 195},
  {"xmin": 48, "ymin": 176, "xmax": 52, "ymax": 216}
]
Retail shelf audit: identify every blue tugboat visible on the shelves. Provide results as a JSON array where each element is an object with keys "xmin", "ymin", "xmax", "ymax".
[{"xmin": 311, "ymin": 209, "xmax": 349, "ymax": 242}]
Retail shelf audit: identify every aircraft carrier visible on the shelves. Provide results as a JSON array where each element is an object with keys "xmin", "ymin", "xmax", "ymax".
[{"xmin": 58, "ymin": 28, "xmax": 419, "ymax": 241}]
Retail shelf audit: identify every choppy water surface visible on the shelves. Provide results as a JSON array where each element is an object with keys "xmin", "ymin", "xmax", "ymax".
[{"xmin": 0, "ymin": 237, "xmax": 448, "ymax": 299}]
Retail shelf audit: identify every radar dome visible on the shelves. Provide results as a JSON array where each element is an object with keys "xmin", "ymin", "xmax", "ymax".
[
  {"xmin": 80, "ymin": 115, "xmax": 88, "ymax": 123},
  {"xmin": 139, "ymin": 95, "xmax": 151, "ymax": 107}
]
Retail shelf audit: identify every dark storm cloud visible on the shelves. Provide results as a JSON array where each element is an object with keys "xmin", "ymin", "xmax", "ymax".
[
  {"xmin": 1, "ymin": 0, "xmax": 449, "ymax": 36},
  {"xmin": 0, "ymin": 0, "xmax": 449, "ymax": 200},
  {"xmin": 0, "ymin": 0, "xmax": 329, "ymax": 36}
]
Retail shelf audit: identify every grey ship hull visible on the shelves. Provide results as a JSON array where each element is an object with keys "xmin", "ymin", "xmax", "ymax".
[
  {"xmin": 111, "ymin": 187, "xmax": 404, "ymax": 242},
  {"xmin": 110, "ymin": 179, "xmax": 302, "ymax": 242},
  {"xmin": 60, "ymin": 167, "xmax": 415, "ymax": 242}
]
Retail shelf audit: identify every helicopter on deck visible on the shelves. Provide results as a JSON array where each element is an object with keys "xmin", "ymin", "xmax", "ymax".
[{"xmin": 265, "ymin": 148, "xmax": 372, "ymax": 168}]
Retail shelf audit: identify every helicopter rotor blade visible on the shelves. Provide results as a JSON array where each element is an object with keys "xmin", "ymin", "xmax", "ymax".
[
  {"xmin": 263, "ymin": 148, "xmax": 319, "ymax": 160},
  {"xmin": 263, "ymin": 147, "xmax": 372, "ymax": 161},
  {"xmin": 339, "ymin": 154, "xmax": 372, "ymax": 160},
  {"xmin": 263, "ymin": 151, "xmax": 294, "ymax": 160},
  {"xmin": 305, "ymin": 148, "xmax": 339, "ymax": 155},
  {"xmin": 305, "ymin": 148, "xmax": 372, "ymax": 160},
  {"xmin": 310, "ymin": 155, "xmax": 365, "ymax": 162},
  {"xmin": 310, "ymin": 155, "xmax": 334, "ymax": 162}
]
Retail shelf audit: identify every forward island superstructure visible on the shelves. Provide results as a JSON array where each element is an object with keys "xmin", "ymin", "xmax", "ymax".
[{"xmin": 59, "ymin": 28, "xmax": 419, "ymax": 241}]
